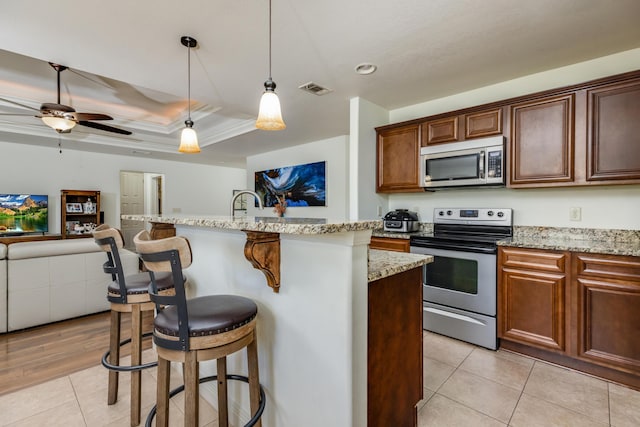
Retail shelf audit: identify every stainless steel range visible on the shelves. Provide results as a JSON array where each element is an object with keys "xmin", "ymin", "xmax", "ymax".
[{"xmin": 410, "ymin": 208, "xmax": 512, "ymax": 350}]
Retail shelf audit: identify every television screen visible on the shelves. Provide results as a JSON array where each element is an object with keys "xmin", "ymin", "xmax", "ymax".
[{"xmin": 0, "ymin": 194, "xmax": 48, "ymax": 236}]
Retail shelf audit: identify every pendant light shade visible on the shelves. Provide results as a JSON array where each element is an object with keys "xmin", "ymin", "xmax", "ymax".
[
  {"xmin": 256, "ymin": 0, "xmax": 286, "ymax": 131},
  {"xmin": 41, "ymin": 115, "xmax": 77, "ymax": 133},
  {"xmin": 178, "ymin": 36, "xmax": 201, "ymax": 153}
]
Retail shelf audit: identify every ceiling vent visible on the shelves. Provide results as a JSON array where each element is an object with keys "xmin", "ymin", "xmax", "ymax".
[{"xmin": 298, "ymin": 82, "xmax": 333, "ymax": 96}]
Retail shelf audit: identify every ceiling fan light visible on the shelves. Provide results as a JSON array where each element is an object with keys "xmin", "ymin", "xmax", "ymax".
[
  {"xmin": 256, "ymin": 85, "xmax": 286, "ymax": 131},
  {"xmin": 179, "ymin": 122, "xmax": 200, "ymax": 153},
  {"xmin": 41, "ymin": 116, "xmax": 76, "ymax": 133}
]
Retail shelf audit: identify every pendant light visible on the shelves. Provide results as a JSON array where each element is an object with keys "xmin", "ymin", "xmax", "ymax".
[
  {"xmin": 256, "ymin": 0, "xmax": 286, "ymax": 130},
  {"xmin": 178, "ymin": 36, "xmax": 201, "ymax": 153}
]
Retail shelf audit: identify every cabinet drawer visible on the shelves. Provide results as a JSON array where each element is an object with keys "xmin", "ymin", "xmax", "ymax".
[
  {"xmin": 574, "ymin": 253, "xmax": 640, "ymax": 281},
  {"xmin": 500, "ymin": 247, "xmax": 567, "ymax": 273},
  {"xmin": 370, "ymin": 237, "xmax": 410, "ymax": 253}
]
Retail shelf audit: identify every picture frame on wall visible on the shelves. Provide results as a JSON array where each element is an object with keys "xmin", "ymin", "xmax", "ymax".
[
  {"xmin": 65, "ymin": 203, "xmax": 83, "ymax": 213},
  {"xmin": 254, "ymin": 161, "xmax": 326, "ymax": 207}
]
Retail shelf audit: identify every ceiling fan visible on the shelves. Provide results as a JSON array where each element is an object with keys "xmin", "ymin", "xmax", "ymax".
[{"xmin": 0, "ymin": 62, "xmax": 132, "ymax": 135}]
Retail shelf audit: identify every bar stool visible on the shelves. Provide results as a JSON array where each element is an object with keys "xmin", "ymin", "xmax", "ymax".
[
  {"xmin": 133, "ymin": 230, "xmax": 265, "ymax": 427},
  {"xmin": 93, "ymin": 225, "xmax": 175, "ymax": 426}
]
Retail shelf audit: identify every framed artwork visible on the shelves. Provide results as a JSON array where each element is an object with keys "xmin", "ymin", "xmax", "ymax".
[
  {"xmin": 254, "ymin": 161, "xmax": 326, "ymax": 207},
  {"xmin": 66, "ymin": 203, "xmax": 83, "ymax": 213}
]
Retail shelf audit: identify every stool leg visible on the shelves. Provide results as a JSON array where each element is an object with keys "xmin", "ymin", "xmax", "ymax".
[
  {"xmin": 247, "ymin": 332, "xmax": 262, "ymax": 427},
  {"xmin": 184, "ymin": 351, "xmax": 199, "ymax": 427},
  {"xmin": 130, "ymin": 304, "xmax": 142, "ymax": 426},
  {"xmin": 217, "ymin": 357, "xmax": 228, "ymax": 427},
  {"xmin": 156, "ymin": 356, "xmax": 170, "ymax": 427},
  {"xmin": 108, "ymin": 310, "xmax": 121, "ymax": 405}
]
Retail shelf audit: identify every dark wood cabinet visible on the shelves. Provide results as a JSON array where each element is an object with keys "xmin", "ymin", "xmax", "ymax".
[
  {"xmin": 498, "ymin": 247, "xmax": 569, "ymax": 352},
  {"xmin": 422, "ymin": 116, "xmax": 458, "ymax": 145},
  {"xmin": 368, "ymin": 267, "xmax": 423, "ymax": 427},
  {"xmin": 60, "ymin": 189, "xmax": 101, "ymax": 239},
  {"xmin": 586, "ymin": 78, "xmax": 640, "ymax": 181},
  {"xmin": 369, "ymin": 236, "xmax": 410, "ymax": 252},
  {"xmin": 572, "ymin": 253, "xmax": 640, "ymax": 375},
  {"xmin": 499, "ymin": 246, "xmax": 640, "ymax": 390},
  {"xmin": 509, "ymin": 94, "xmax": 575, "ymax": 186},
  {"xmin": 465, "ymin": 108, "xmax": 503, "ymax": 139},
  {"xmin": 376, "ymin": 124, "xmax": 423, "ymax": 192}
]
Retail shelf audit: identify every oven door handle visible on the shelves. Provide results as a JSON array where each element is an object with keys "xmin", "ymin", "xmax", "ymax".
[
  {"xmin": 410, "ymin": 241, "xmax": 496, "ymax": 254},
  {"xmin": 424, "ymin": 306, "xmax": 487, "ymax": 326}
]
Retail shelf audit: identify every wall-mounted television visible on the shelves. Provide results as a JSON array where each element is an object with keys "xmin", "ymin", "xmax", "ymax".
[{"xmin": 0, "ymin": 194, "xmax": 48, "ymax": 236}]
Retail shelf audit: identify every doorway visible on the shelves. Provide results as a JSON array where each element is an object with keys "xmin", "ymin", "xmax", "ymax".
[{"xmin": 120, "ymin": 171, "xmax": 165, "ymax": 249}]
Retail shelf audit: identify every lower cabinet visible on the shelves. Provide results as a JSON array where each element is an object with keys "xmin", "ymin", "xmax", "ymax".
[
  {"xmin": 369, "ymin": 236, "xmax": 410, "ymax": 252},
  {"xmin": 498, "ymin": 247, "xmax": 640, "ymax": 390}
]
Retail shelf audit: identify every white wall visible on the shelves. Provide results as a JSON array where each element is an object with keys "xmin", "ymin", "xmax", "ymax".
[
  {"xmin": 360, "ymin": 48, "xmax": 640, "ymax": 230},
  {"xmin": 246, "ymin": 136, "xmax": 349, "ymax": 220},
  {"xmin": 0, "ymin": 140, "xmax": 246, "ymax": 234},
  {"xmin": 349, "ymin": 97, "xmax": 389, "ymax": 221}
]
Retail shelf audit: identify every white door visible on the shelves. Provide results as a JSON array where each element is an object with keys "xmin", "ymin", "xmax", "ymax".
[{"xmin": 120, "ymin": 171, "xmax": 145, "ymax": 249}]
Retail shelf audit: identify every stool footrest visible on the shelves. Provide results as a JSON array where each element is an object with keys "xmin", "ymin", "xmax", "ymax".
[
  {"xmin": 145, "ymin": 374, "xmax": 266, "ymax": 427},
  {"xmin": 101, "ymin": 332, "xmax": 158, "ymax": 372}
]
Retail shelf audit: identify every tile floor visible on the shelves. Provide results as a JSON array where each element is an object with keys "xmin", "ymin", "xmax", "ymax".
[{"xmin": 1, "ymin": 331, "xmax": 640, "ymax": 426}]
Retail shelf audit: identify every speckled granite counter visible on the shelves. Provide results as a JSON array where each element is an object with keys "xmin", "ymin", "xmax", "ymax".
[
  {"xmin": 498, "ymin": 226, "xmax": 640, "ymax": 257},
  {"xmin": 368, "ymin": 249, "xmax": 433, "ymax": 282},
  {"xmin": 122, "ymin": 214, "xmax": 382, "ymax": 235}
]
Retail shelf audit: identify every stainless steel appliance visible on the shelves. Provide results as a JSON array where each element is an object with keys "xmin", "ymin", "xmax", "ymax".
[
  {"xmin": 383, "ymin": 209, "xmax": 420, "ymax": 233},
  {"xmin": 410, "ymin": 207, "xmax": 512, "ymax": 349},
  {"xmin": 420, "ymin": 136, "xmax": 505, "ymax": 189}
]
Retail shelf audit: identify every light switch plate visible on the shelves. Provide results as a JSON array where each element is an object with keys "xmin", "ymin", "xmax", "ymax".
[{"xmin": 569, "ymin": 207, "xmax": 581, "ymax": 221}]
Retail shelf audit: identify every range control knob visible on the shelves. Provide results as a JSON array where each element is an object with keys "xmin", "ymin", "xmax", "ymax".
[
  {"xmin": 487, "ymin": 210, "xmax": 494, "ymax": 217},
  {"xmin": 497, "ymin": 211, "xmax": 504, "ymax": 218},
  {"xmin": 446, "ymin": 210, "xmax": 453, "ymax": 216},
  {"xmin": 438, "ymin": 210, "xmax": 444, "ymax": 216}
]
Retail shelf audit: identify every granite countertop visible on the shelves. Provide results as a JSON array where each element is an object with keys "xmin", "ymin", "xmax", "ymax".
[
  {"xmin": 498, "ymin": 227, "xmax": 640, "ymax": 257},
  {"xmin": 368, "ymin": 249, "xmax": 433, "ymax": 282},
  {"xmin": 122, "ymin": 214, "xmax": 382, "ymax": 235}
]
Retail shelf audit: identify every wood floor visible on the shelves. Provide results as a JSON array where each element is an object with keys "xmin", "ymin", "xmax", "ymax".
[{"xmin": 0, "ymin": 310, "xmax": 154, "ymax": 396}]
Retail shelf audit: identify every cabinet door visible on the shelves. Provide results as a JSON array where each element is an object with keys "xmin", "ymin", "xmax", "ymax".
[
  {"xmin": 573, "ymin": 254, "xmax": 640, "ymax": 373},
  {"xmin": 510, "ymin": 94, "xmax": 575, "ymax": 186},
  {"xmin": 421, "ymin": 116, "xmax": 458, "ymax": 145},
  {"xmin": 465, "ymin": 108, "xmax": 503, "ymax": 139},
  {"xmin": 376, "ymin": 124, "xmax": 422, "ymax": 192},
  {"xmin": 587, "ymin": 79, "xmax": 640, "ymax": 181},
  {"xmin": 498, "ymin": 248, "xmax": 568, "ymax": 352}
]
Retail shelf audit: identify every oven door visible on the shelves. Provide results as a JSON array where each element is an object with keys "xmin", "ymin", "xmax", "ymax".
[{"xmin": 411, "ymin": 246, "xmax": 496, "ymax": 316}]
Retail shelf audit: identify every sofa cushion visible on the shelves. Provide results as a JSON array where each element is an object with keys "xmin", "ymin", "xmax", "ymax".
[
  {"xmin": 8, "ymin": 238, "xmax": 101, "ymax": 260},
  {"xmin": 0, "ymin": 243, "xmax": 6, "ymax": 259}
]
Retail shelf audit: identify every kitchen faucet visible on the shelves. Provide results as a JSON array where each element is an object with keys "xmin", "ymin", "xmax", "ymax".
[{"xmin": 230, "ymin": 190, "xmax": 264, "ymax": 218}]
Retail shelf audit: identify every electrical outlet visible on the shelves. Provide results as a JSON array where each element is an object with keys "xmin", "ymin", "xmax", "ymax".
[
  {"xmin": 377, "ymin": 205, "xmax": 382, "ymax": 216},
  {"xmin": 569, "ymin": 207, "xmax": 581, "ymax": 221}
]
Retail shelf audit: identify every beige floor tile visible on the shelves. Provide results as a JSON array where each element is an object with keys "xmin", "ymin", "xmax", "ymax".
[
  {"xmin": 416, "ymin": 387, "xmax": 435, "ymax": 410},
  {"xmin": 422, "ymin": 331, "xmax": 474, "ymax": 367},
  {"xmin": 524, "ymin": 361, "xmax": 610, "ymax": 424},
  {"xmin": 458, "ymin": 347, "xmax": 534, "ymax": 391},
  {"xmin": 609, "ymin": 382, "xmax": 640, "ymax": 427},
  {"xmin": 5, "ymin": 400, "xmax": 86, "ymax": 427},
  {"xmin": 0, "ymin": 376, "xmax": 77, "ymax": 426},
  {"xmin": 423, "ymin": 356, "xmax": 456, "ymax": 392},
  {"xmin": 438, "ymin": 369, "xmax": 521, "ymax": 423},
  {"xmin": 511, "ymin": 393, "xmax": 609, "ymax": 427},
  {"xmin": 417, "ymin": 393, "xmax": 506, "ymax": 427}
]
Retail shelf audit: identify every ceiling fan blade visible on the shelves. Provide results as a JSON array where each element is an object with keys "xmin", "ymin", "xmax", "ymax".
[
  {"xmin": 0, "ymin": 97, "xmax": 40, "ymax": 112},
  {"xmin": 73, "ymin": 112, "xmax": 113, "ymax": 121},
  {"xmin": 78, "ymin": 120, "xmax": 132, "ymax": 135}
]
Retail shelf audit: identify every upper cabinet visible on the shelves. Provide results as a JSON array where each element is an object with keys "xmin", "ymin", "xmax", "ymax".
[
  {"xmin": 465, "ymin": 108, "xmax": 503, "ymax": 139},
  {"xmin": 422, "ymin": 116, "xmax": 459, "ymax": 145},
  {"xmin": 376, "ymin": 124, "xmax": 422, "ymax": 192},
  {"xmin": 510, "ymin": 94, "xmax": 575, "ymax": 186},
  {"xmin": 421, "ymin": 107, "xmax": 503, "ymax": 146},
  {"xmin": 586, "ymin": 79, "xmax": 640, "ymax": 182}
]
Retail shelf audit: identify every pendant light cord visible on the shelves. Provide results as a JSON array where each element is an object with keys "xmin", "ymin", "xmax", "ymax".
[
  {"xmin": 268, "ymin": 0, "xmax": 272, "ymax": 80},
  {"xmin": 187, "ymin": 39, "xmax": 192, "ymax": 121}
]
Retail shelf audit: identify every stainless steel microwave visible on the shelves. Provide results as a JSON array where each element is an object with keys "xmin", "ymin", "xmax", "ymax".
[{"xmin": 420, "ymin": 136, "xmax": 505, "ymax": 189}]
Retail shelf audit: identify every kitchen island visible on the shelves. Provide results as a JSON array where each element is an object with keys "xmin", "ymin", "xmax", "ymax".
[{"xmin": 122, "ymin": 214, "xmax": 432, "ymax": 427}]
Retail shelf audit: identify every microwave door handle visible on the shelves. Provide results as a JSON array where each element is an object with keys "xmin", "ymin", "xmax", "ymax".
[{"xmin": 479, "ymin": 151, "xmax": 485, "ymax": 179}]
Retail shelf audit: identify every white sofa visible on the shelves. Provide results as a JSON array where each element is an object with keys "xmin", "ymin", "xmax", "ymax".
[
  {"xmin": 5, "ymin": 238, "xmax": 139, "ymax": 332},
  {"xmin": 0, "ymin": 244, "xmax": 7, "ymax": 333}
]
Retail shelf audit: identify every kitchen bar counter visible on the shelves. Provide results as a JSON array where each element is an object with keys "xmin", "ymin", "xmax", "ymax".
[{"xmin": 122, "ymin": 214, "xmax": 430, "ymax": 427}]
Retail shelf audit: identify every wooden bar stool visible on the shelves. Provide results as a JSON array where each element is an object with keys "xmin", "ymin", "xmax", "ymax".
[
  {"xmin": 93, "ymin": 225, "xmax": 174, "ymax": 426},
  {"xmin": 133, "ymin": 230, "xmax": 264, "ymax": 427}
]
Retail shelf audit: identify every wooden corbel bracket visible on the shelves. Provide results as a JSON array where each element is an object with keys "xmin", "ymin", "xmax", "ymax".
[{"xmin": 243, "ymin": 231, "xmax": 281, "ymax": 293}]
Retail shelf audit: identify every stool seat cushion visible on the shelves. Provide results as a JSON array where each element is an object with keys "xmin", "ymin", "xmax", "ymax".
[
  {"xmin": 155, "ymin": 295, "xmax": 257, "ymax": 337},
  {"xmin": 108, "ymin": 271, "xmax": 174, "ymax": 296}
]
